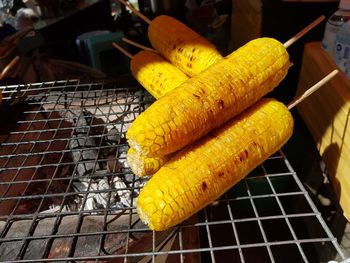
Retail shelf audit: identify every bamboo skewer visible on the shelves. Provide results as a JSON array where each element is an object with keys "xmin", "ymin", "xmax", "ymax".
[
  {"xmin": 113, "ymin": 37, "xmax": 338, "ymax": 112},
  {"xmin": 119, "ymin": 0, "xmax": 324, "ymax": 50},
  {"xmin": 117, "ymin": 0, "xmax": 331, "ymax": 110},
  {"xmin": 122, "ymin": 37, "xmax": 156, "ymax": 53},
  {"xmin": 112, "ymin": 42, "xmax": 133, "ymax": 59},
  {"xmin": 287, "ymin": 69, "xmax": 339, "ymax": 110},
  {"xmin": 283, "ymin": 15, "xmax": 325, "ymax": 48},
  {"xmin": 0, "ymin": 56, "xmax": 20, "ymax": 81},
  {"xmin": 119, "ymin": 0, "xmax": 151, "ymax": 24}
]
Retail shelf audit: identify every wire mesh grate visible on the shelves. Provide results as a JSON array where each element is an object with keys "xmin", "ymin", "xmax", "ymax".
[{"xmin": 0, "ymin": 80, "xmax": 346, "ymax": 262}]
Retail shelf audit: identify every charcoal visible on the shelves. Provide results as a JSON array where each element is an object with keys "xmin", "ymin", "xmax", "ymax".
[
  {"xmin": 69, "ymin": 111, "xmax": 101, "ymax": 176},
  {"xmin": 72, "ymin": 178, "xmax": 90, "ymax": 193},
  {"xmin": 124, "ymin": 173, "xmax": 136, "ymax": 184},
  {"xmin": 105, "ymin": 127, "xmax": 121, "ymax": 144},
  {"xmin": 0, "ymin": 86, "xmax": 160, "ymax": 261},
  {"xmin": 117, "ymin": 144, "xmax": 129, "ymax": 169},
  {"xmin": 107, "ymin": 154, "xmax": 122, "ymax": 173}
]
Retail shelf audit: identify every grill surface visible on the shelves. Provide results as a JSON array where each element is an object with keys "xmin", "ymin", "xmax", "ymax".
[{"xmin": 0, "ymin": 80, "xmax": 346, "ymax": 262}]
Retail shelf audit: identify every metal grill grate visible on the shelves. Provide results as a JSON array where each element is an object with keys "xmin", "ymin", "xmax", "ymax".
[{"xmin": 0, "ymin": 80, "xmax": 346, "ymax": 262}]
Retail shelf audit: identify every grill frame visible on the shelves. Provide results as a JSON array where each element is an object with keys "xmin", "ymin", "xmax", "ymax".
[{"xmin": 0, "ymin": 80, "xmax": 346, "ymax": 262}]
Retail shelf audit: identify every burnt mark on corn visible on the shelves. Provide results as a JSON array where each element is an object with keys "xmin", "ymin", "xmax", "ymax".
[
  {"xmin": 234, "ymin": 157, "xmax": 241, "ymax": 165},
  {"xmin": 252, "ymin": 141, "xmax": 263, "ymax": 150},
  {"xmin": 193, "ymin": 86, "xmax": 207, "ymax": 99},
  {"xmin": 187, "ymin": 63, "xmax": 193, "ymax": 69},
  {"xmin": 238, "ymin": 148, "xmax": 249, "ymax": 162},
  {"xmin": 198, "ymin": 87, "xmax": 206, "ymax": 95},
  {"xmin": 218, "ymin": 172, "xmax": 224, "ymax": 178},
  {"xmin": 201, "ymin": 182, "xmax": 208, "ymax": 191},
  {"xmin": 193, "ymin": 93, "xmax": 201, "ymax": 99}
]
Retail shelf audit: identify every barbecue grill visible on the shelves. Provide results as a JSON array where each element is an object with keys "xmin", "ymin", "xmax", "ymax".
[{"xmin": 0, "ymin": 80, "xmax": 346, "ymax": 262}]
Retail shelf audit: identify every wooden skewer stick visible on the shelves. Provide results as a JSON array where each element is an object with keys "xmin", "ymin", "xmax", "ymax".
[
  {"xmin": 0, "ymin": 56, "xmax": 20, "ymax": 81},
  {"xmin": 117, "ymin": 1, "xmax": 329, "ymax": 107},
  {"xmin": 112, "ymin": 42, "xmax": 133, "ymax": 59},
  {"xmin": 284, "ymin": 15, "xmax": 325, "ymax": 48},
  {"xmin": 119, "ymin": 0, "xmax": 151, "ymax": 24},
  {"xmin": 287, "ymin": 69, "xmax": 339, "ymax": 110},
  {"xmin": 119, "ymin": 0, "xmax": 323, "ymax": 50},
  {"xmin": 122, "ymin": 37, "xmax": 156, "ymax": 53}
]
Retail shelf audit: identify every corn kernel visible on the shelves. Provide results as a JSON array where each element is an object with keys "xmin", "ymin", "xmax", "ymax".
[
  {"xmin": 126, "ymin": 38, "xmax": 290, "ymax": 157},
  {"xmin": 137, "ymin": 99, "xmax": 294, "ymax": 231}
]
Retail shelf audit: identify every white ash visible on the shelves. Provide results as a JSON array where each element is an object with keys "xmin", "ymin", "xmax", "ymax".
[
  {"xmin": 72, "ymin": 169, "xmax": 135, "ymax": 211},
  {"xmin": 112, "ymin": 176, "xmax": 132, "ymax": 208},
  {"xmin": 81, "ymin": 177, "xmax": 111, "ymax": 211}
]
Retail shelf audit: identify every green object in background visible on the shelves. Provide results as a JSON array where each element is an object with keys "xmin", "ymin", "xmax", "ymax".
[{"xmin": 85, "ymin": 31, "xmax": 130, "ymax": 76}]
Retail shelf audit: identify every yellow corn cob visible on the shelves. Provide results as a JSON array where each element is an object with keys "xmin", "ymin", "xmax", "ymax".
[
  {"xmin": 127, "ymin": 147, "xmax": 170, "ymax": 177},
  {"xmin": 126, "ymin": 37, "xmax": 290, "ymax": 157},
  {"xmin": 128, "ymin": 50, "xmax": 188, "ymax": 176},
  {"xmin": 148, "ymin": 15, "xmax": 222, "ymax": 76},
  {"xmin": 131, "ymin": 50, "xmax": 189, "ymax": 99},
  {"xmin": 137, "ymin": 98, "xmax": 294, "ymax": 231}
]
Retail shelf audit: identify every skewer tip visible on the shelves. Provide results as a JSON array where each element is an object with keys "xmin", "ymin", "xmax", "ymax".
[
  {"xmin": 119, "ymin": 0, "xmax": 152, "ymax": 24},
  {"xmin": 287, "ymin": 69, "xmax": 339, "ymax": 110},
  {"xmin": 284, "ymin": 15, "xmax": 326, "ymax": 48}
]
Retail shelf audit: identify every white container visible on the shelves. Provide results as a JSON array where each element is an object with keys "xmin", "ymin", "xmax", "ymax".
[
  {"xmin": 333, "ymin": 20, "xmax": 350, "ymax": 75},
  {"xmin": 322, "ymin": 0, "xmax": 350, "ymax": 53}
]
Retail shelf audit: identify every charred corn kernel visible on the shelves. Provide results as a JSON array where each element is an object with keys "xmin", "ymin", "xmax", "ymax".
[
  {"xmin": 148, "ymin": 15, "xmax": 222, "ymax": 77},
  {"xmin": 131, "ymin": 50, "xmax": 189, "ymax": 99},
  {"xmin": 127, "ymin": 147, "xmax": 170, "ymax": 177},
  {"xmin": 127, "ymin": 37, "xmax": 290, "ymax": 157},
  {"xmin": 137, "ymin": 99, "xmax": 294, "ymax": 231}
]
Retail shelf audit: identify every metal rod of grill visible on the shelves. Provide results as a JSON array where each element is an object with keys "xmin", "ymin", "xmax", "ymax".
[{"xmin": 0, "ymin": 80, "xmax": 346, "ymax": 262}]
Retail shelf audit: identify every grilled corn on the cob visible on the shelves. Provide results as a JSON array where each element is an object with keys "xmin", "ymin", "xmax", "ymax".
[
  {"xmin": 127, "ymin": 37, "xmax": 290, "ymax": 157},
  {"xmin": 127, "ymin": 147, "xmax": 170, "ymax": 177},
  {"xmin": 128, "ymin": 50, "xmax": 188, "ymax": 176},
  {"xmin": 137, "ymin": 98, "xmax": 294, "ymax": 231},
  {"xmin": 131, "ymin": 50, "xmax": 189, "ymax": 99},
  {"xmin": 148, "ymin": 15, "xmax": 222, "ymax": 76}
]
